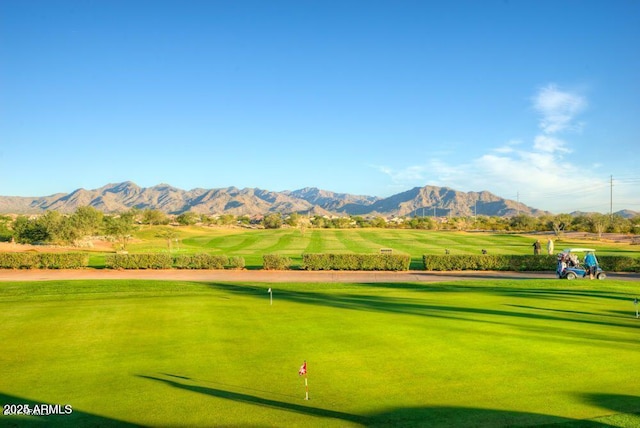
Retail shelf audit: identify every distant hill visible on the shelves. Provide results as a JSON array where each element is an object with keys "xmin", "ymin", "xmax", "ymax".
[
  {"xmin": 570, "ymin": 209, "xmax": 639, "ymax": 219},
  {"xmin": 0, "ymin": 181, "xmax": 549, "ymax": 217}
]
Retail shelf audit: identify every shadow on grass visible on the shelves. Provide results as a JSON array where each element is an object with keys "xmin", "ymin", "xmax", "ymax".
[
  {"xmin": 137, "ymin": 374, "xmax": 637, "ymax": 427},
  {"xmin": 200, "ymin": 282, "xmax": 639, "ymax": 332},
  {"xmin": 136, "ymin": 374, "xmax": 369, "ymax": 425},
  {"xmin": 0, "ymin": 392, "xmax": 141, "ymax": 427},
  {"xmin": 580, "ymin": 393, "xmax": 640, "ymax": 416}
]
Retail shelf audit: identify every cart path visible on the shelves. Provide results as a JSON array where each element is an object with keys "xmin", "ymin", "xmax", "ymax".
[{"xmin": 0, "ymin": 269, "xmax": 638, "ymax": 283}]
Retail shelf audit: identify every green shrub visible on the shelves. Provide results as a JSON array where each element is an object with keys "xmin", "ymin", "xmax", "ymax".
[
  {"xmin": 37, "ymin": 253, "xmax": 89, "ymax": 269},
  {"xmin": 0, "ymin": 252, "xmax": 38, "ymax": 269},
  {"xmin": 598, "ymin": 256, "xmax": 640, "ymax": 272},
  {"xmin": 423, "ymin": 255, "xmax": 557, "ymax": 271},
  {"xmin": 174, "ymin": 254, "xmax": 228, "ymax": 269},
  {"xmin": 105, "ymin": 253, "xmax": 173, "ymax": 269},
  {"xmin": 302, "ymin": 253, "xmax": 411, "ymax": 271},
  {"xmin": 229, "ymin": 256, "xmax": 245, "ymax": 270},
  {"xmin": 0, "ymin": 252, "xmax": 88, "ymax": 269},
  {"xmin": 263, "ymin": 254, "xmax": 291, "ymax": 270}
]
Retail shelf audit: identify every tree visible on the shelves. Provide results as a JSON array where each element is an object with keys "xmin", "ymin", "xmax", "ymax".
[
  {"xmin": 104, "ymin": 212, "xmax": 137, "ymax": 251},
  {"xmin": 70, "ymin": 206, "xmax": 104, "ymax": 236},
  {"xmin": 0, "ymin": 215, "xmax": 14, "ymax": 242},
  {"xmin": 218, "ymin": 214, "xmax": 236, "ymax": 226},
  {"xmin": 607, "ymin": 214, "xmax": 630, "ymax": 234},
  {"xmin": 142, "ymin": 209, "xmax": 167, "ymax": 226},
  {"xmin": 263, "ymin": 213, "xmax": 283, "ymax": 229},
  {"xmin": 156, "ymin": 228, "xmax": 179, "ymax": 252},
  {"xmin": 547, "ymin": 214, "xmax": 572, "ymax": 237},
  {"xmin": 286, "ymin": 213, "xmax": 301, "ymax": 227},
  {"xmin": 330, "ymin": 217, "xmax": 352, "ymax": 228},
  {"xmin": 369, "ymin": 216, "xmax": 387, "ymax": 228},
  {"xmin": 509, "ymin": 214, "xmax": 536, "ymax": 232},
  {"xmin": 310, "ymin": 215, "xmax": 328, "ymax": 228},
  {"xmin": 176, "ymin": 212, "xmax": 199, "ymax": 226},
  {"xmin": 13, "ymin": 215, "xmax": 48, "ymax": 244},
  {"xmin": 407, "ymin": 216, "xmax": 435, "ymax": 230},
  {"xmin": 587, "ymin": 213, "xmax": 609, "ymax": 239},
  {"xmin": 630, "ymin": 215, "xmax": 640, "ymax": 235}
]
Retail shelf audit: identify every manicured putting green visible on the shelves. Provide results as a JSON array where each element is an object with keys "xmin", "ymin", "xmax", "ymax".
[{"xmin": 1, "ymin": 279, "xmax": 639, "ymax": 427}]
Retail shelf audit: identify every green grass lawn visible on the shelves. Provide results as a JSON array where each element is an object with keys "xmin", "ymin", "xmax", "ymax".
[
  {"xmin": 104, "ymin": 227, "xmax": 640, "ymax": 270},
  {"xmin": 1, "ymin": 279, "xmax": 639, "ymax": 427}
]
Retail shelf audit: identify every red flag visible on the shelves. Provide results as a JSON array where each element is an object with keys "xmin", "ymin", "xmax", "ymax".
[{"xmin": 298, "ymin": 361, "xmax": 307, "ymax": 376}]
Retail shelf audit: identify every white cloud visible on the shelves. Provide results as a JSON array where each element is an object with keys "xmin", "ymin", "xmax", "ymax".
[
  {"xmin": 373, "ymin": 164, "xmax": 427, "ymax": 182},
  {"xmin": 533, "ymin": 135, "xmax": 571, "ymax": 153},
  {"xmin": 374, "ymin": 84, "xmax": 608, "ymax": 212},
  {"xmin": 493, "ymin": 139, "xmax": 522, "ymax": 154},
  {"xmin": 533, "ymin": 84, "xmax": 587, "ymax": 134}
]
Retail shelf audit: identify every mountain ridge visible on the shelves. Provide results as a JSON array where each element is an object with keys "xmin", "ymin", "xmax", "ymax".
[{"xmin": 0, "ymin": 181, "xmax": 560, "ymax": 217}]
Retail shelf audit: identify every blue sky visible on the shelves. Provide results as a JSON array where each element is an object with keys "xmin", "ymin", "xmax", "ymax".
[{"xmin": 1, "ymin": 0, "xmax": 639, "ymax": 214}]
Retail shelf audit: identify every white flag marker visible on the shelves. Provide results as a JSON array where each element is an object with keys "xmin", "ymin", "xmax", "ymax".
[{"xmin": 268, "ymin": 288, "xmax": 272, "ymax": 305}]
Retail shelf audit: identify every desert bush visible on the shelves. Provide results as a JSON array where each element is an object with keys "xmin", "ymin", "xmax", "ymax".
[
  {"xmin": 105, "ymin": 253, "xmax": 173, "ymax": 269},
  {"xmin": 37, "ymin": 253, "xmax": 89, "ymax": 269},
  {"xmin": 263, "ymin": 254, "xmax": 291, "ymax": 270},
  {"xmin": 302, "ymin": 253, "xmax": 411, "ymax": 271},
  {"xmin": 598, "ymin": 256, "xmax": 640, "ymax": 272},
  {"xmin": 229, "ymin": 256, "xmax": 245, "ymax": 270},
  {"xmin": 423, "ymin": 255, "xmax": 557, "ymax": 271},
  {"xmin": 0, "ymin": 252, "xmax": 88, "ymax": 269},
  {"xmin": 174, "ymin": 254, "xmax": 228, "ymax": 269}
]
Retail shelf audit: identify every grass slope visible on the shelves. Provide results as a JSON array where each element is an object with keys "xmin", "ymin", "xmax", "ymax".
[{"xmin": 1, "ymin": 279, "xmax": 639, "ymax": 427}]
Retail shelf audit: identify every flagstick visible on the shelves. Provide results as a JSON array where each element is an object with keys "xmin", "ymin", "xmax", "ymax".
[
  {"xmin": 268, "ymin": 288, "xmax": 272, "ymax": 305},
  {"xmin": 299, "ymin": 360, "xmax": 308, "ymax": 400}
]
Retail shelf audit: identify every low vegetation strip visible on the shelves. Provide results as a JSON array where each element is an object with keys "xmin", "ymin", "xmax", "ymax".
[
  {"xmin": 105, "ymin": 253, "xmax": 174, "ymax": 269},
  {"xmin": 0, "ymin": 252, "xmax": 88, "ymax": 269},
  {"xmin": 302, "ymin": 253, "xmax": 411, "ymax": 271},
  {"xmin": 2, "ymin": 250, "xmax": 639, "ymax": 272},
  {"xmin": 423, "ymin": 254, "xmax": 640, "ymax": 272}
]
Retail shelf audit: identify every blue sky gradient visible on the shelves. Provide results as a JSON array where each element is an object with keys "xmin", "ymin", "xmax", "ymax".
[{"xmin": 1, "ymin": 0, "xmax": 639, "ymax": 213}]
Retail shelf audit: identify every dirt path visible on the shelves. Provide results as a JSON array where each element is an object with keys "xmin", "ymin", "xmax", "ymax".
[{"xmin": 0, "ymin": 269, "xmax": 638, "ymax": 283}]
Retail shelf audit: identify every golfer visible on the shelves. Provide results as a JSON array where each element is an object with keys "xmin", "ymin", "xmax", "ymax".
[
  {"xmin": 547, "ymin": 238, "xmax": 554, "ymax": 255},
  {"xmin": 584, "ymin": 251, "xmax": 597, "ymax": 279}
]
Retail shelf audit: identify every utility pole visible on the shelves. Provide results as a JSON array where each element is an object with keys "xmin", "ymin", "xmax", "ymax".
[{"xmin": 610, "ymin": 175, "xmax": 613, "ymax": 219}]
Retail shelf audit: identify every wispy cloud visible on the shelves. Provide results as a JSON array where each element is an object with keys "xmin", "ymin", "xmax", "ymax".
[
  {"xmin": 374, "ymin": 84, "xmax": 608, "ymax": 212},
  {"xmin": 533, "ymin": 83, "xmax": 587, "ymax": 134}
]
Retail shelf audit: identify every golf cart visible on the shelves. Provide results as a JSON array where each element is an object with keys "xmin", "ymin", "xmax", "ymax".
[{"xmin": 556, "ymin": 248, "xmax": 606, "ymax": 280}]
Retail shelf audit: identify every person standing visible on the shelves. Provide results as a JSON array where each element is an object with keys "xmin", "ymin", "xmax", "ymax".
[
  {"xmin": 547, "ymin": 238, "xmax": 554, "ymax": 255},
  {"xmin": 584, "ymin": 251, "xmax": 598, "ymax": 279},
  {"xmin": 533, "ymin": 240, "xmax": 541, "ymax": 255}
]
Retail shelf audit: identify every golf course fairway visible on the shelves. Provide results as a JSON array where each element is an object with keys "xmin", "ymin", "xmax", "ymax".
[{"xmin": 1, "ymin": 279, "xmax": 639, "ymax": 427}]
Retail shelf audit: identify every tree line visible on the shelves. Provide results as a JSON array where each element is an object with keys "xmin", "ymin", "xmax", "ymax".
[{"xmin": 0, "ymin": 207, "xmax": 638, "ymax": 247}]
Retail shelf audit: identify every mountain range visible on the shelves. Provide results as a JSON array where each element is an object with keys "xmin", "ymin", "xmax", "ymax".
[{"xmin": 0, "ymin": 181, "xmax": 552, "ymax": 217}]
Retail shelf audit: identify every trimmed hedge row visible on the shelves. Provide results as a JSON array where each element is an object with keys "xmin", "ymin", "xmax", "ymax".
[
  {"xmin": 422, "ymin": 254, "xmax": 640, "ymax": 272},
  {"xmin": 174, "ymin": 254, "xmax": 228, "ymax": 270},
  {"xmin": 105, "ymin": 253, "xmax": 242, "ymax": 270},
  {"xmin": 0, "ymin": 252, "xmax": 88, "ymax": 269},
  {"xmin": 423, "ymin": 255, "xmax": 556, "ymax": 271},
  {"xmin": 302, "ymin": 253, "xmax": 411, "ymax": 271},
  {"xmin": 598, "ymin": 256, "xmax": 640, "ymax": 273},
  {"xmin": 105, "ymin": 253, "xmax": 174, "ymax": 269}
]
